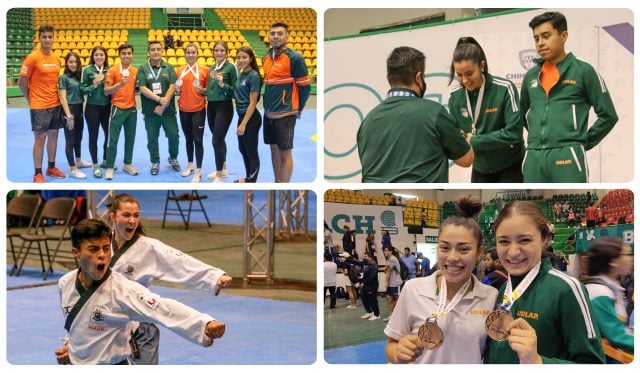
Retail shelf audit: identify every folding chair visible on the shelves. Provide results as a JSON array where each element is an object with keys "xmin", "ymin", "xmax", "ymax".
[
  {"xmin": 7, "ymin": 193, "xmax": 43, "ymax": 275},
  {"xmin": 15, "ymin": 197, "xmax": 77, "ymax": 280},
  {"xmin": 162, "ymin": 190, "xmax": 211, "ymax": 230}
]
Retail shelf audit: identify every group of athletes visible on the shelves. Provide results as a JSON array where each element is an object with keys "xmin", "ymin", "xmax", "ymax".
[
  {"xmin": 357, "ymin": 11, "xmax": 619, "ymax": 183},
  {"xmin": 18, "ymin": 21, "xmax": 311, "ymax": 183}
]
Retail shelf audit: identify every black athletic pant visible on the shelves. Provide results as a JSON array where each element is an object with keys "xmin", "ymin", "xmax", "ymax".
[
  {"xmin": 84, "ymin": 103, "xmax": 111, "ymax": 164},
  {"xmin": 179, "ymin": 109, "xmax": 206, "ymax": 168},
  {"xmin": 237, "ymin": 111, "xmax": 262, "ymax": 183},
  {"xmin": 361, "ymin": 288, "xmax": 380, "ymax": 316},
  {"xmin": 206, "ymin": 100, "xmax": 234, "ymax": 171},
  {"xmin": 64, "ymin": 103, "xmax": 84, "ymax": 166}
]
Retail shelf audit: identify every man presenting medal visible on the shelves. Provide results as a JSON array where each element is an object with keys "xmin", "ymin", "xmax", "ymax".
[
  {"xmin": 384, "ymin": 196, "xmax": 497, "ymax": 363},
  {"xmin": 137, "ymin": 40, "xmax": 181, "ymax": 176}
]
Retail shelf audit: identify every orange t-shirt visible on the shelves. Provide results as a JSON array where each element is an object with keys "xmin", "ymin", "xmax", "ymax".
[
  {"xmin": 20, "ymin": 49, "xmax": 61, "ymax": 109},
  {"xmin": 106, "ymin": 64, "xmax": 138, "ymax": 109},
  {"xmin": 176, "ymin": 63, "xmax": 209, "ymax": 112},
  {"xmin": 540, "ymin": 62, "xmax": 560, "ymax": 97}
]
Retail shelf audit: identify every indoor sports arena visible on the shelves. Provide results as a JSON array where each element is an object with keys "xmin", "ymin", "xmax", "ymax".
[
  {"xmin": 323, "ymin": 189, "xmax": 634, "ymax": 364},
  {"xmin": 6, "ymin": 189, "xmax": 316, "ymax": 364},
  {"xmin": 6, "ymin": 8, "xmax": 317, "ymax": 183}
]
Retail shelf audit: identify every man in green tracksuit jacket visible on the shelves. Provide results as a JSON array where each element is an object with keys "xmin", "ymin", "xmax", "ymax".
[
  {"xmin": 521, "ymin": 11, "xmax": 618, "ymax": 183},
  {"xmin": 484, "ymin": 258, "xmax": 605, "ymax": 364}
]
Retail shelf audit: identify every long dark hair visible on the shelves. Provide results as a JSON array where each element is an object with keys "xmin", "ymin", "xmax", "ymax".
[
  {"xmin": 587, "ymin": 237, "xmax": 625, "ymax": 276},
  {"xmin": 448, "ymin": 36, "xmax": 488, "ymax": 86},
  {"xmin": 89, "ymin": 45, "xmax": 109, "ymax": 68},
  {"xmin": 237, "ymin": 46, "xmax": 261, "ymax": 76},
  {"xmin": 64, "ymin": 51, "xmax": 82, "ymax": 81}
]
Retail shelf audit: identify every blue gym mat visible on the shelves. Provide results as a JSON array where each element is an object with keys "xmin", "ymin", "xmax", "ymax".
[{"xmin": 5, "ymin": 108, "xmax": 317, "ymax": 183}]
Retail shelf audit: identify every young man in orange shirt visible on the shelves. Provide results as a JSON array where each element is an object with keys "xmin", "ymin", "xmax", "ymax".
[
  {"xmin": 262, "ymin": 22, "xmax": 311, "ymax": 183},
  {"xmin": 103, "ymin": 43, "xmax": 139, "ymax": 180},
  {"xmin": 18, "ymin": 25, "xmax": 65, "ymax": 182}
]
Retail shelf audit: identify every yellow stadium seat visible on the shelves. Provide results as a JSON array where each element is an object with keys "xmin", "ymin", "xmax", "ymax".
[
  {"xmin": 166, "ymin": 49, "xmax": 175, "ymax": 57},
  {"xmin": 177, "ymin": 57, "xmax": 186, "ymax": 66},
  {"xmin": 176, "ymin": 49, "xmax": 185, "ymax": 57},
  {"xmin": 203, "ymin": 49, "xmax": 212, "ymax": 57},
  {"xmin": 206, "ymin": 57, "xmax": 214, "ymax": 66},
  {"xmin": 197, "ymin": 57, "xmax": 206, "ymax": 65}
]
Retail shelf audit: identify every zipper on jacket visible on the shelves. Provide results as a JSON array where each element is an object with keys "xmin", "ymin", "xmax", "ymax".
[
  {"xmin": 572, "ymin": 104, "xmax": 577, "ymax": 130},
  {"xmin": 281, "ymin": 90, "xmax": 287, "ymax": 105}
]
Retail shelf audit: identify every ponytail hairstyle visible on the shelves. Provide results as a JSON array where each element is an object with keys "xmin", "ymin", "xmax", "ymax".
[
  {"xmin": 448, "ymin": 36, "xmax": 489, "ymax": 86},
  {"xmin": 439, "ymin": 194, "xmax": 484, "ymax": 251}
]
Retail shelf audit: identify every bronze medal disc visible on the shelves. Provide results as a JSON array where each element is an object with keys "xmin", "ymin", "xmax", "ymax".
[
  {"xmin": 418, "ymin": 321, "xmax": 444, "ymax": 350},
  {"xmin": 485, "ymin": 309, "xmax": 514, "ymax": 341}
]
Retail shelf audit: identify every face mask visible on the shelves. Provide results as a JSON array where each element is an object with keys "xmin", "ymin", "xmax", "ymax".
[{"xmin": 417, "ymin": 74, "xmax": 427, "ymax": 98}]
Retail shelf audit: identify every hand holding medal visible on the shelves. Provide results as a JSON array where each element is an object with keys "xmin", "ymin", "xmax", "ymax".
[{"xmin": 504, "ymin": 317, "xmax": 541, "ymax": 364}]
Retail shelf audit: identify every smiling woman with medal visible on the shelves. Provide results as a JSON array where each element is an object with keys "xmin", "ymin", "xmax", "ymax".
[
  {"xmin": 175, "ymin": 43, "xmax": 209, "ymax": 183},
  {"xmin": 447, "ymin": 37, "xmax": 524, "ymax": 183},
  {"xmin": 81, "ymin": 46, "xmax": 112, "ymax": 178},
  {"xmin": 205, "ymin": 40, "xmax": 238, "ymax": 183},
  {"xmin": 385, "ymin": 195, "xmax": 498, "ymax": 363},
  {"xmin": 484, "ymin": 201, "xmax": 605, "ymax": 364}
]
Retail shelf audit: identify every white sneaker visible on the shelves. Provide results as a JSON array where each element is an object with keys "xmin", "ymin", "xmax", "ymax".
[
  {"xmin": 213, "ymin": 176, "xmax": 224, "ymax": 183},
  {"xmin": 181, "ymin": 163, "xmax": 193, "ymax": 177},
  {"xmin": 69, "ymin": 167, "xmax": 87, "ymax": 179},
  {"xmin": 123, "ymin": 164, "xmax": 138, "ymax": 176},
  {"xmin": 361, "ymin": 312, "xmax": 373, "ymax": 319},
  {"xmin": 191, "ymin": 169, "xmax": 201, "ymax": 183},
  {"xmin": 383, "ymin": 316, "xmax": 391, "ymax": 322},
  {"xmin": 221, "ymin": 161, "xmax": 228, "ymax": 177},
  {"xmin": 75, "ymin": 159, "xmax": 92, "ymax": 168},
  {"xmin": 368, "ymin": 315, "xmax": 381, "ymax": 321},
  {"xmin": 207, "ymin": 170, "xmax": 217, "ymax": 179},
  {"xmin": 105, "ymin": 168, "xmax": 114, "ymax": 180},
  {"xmin": 346, "ymin": 304, "xmax": 356, "ymax": 309}
]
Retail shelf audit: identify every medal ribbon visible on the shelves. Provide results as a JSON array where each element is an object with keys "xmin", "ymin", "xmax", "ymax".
[
  {"xmin": 119, "ymin": 63, "xmax": 128, "ymax": 76},
  {"xmin": 213, "ymin": 60, "xmax": 226, "ymax": 72},
  {"xmin": 499, "ymin": 262, "xmax": 541, "ymax": 311},
  {"xmin": 179, "ymin": 63, "xmax": 199, "ymax": 80},
  {"xmin": 95, "ymin": 64, "xmax": 104, "ymax": 75},
  {"xmin": 427, "ymin": 274, "xmax": 472, "ymax": 322},
  {"xmin": 464, "ymin": 76, "xmax": 486, "ymax": 135}
]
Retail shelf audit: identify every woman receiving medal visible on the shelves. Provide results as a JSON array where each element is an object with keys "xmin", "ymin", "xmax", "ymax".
[
  {"xmin": 447, "ymin": 37, "xmax": 524, "ymax": 183},
  {"xmin": 175, "ymin": 43, "xmax": 209, "ymax": 182},
  {"xmin": 81, "ymin": 45, "xmax": 111, "ymax": 178},
  {"xmin": 484, "ymin": 201, "xmax": 605, "ymax": 363},
  {"xmin": 385, "ymin": 195, "xmax": 498, "ymax": 363},
  {"xmin": 205, "ymin": 40, "xmax": 238, "ymax": 183}
]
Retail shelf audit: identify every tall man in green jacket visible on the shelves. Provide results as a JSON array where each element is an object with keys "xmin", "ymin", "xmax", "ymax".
[
  {"xmin": 521, "ymin": 11, "xmax": 618, "ymax": 183},
  {"xmin": 137, "ymin": 40, "xmax": 180, "ymax": 176}
]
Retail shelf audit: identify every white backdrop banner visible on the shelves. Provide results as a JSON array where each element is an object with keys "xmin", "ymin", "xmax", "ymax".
[{"xmin": 324, "ymin": 8, "xmax": 634, "ymax": 182}]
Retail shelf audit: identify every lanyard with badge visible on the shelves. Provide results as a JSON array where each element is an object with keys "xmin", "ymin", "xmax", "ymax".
[
  {"xmin": 418, "ymin": 274, "xmax": 472, "ymax": 350},
  {"xmin": 148, "ymin": 62, "xmax": 163, "ymax": 94},
  {"xmin": 464, "ymin": 77, "xmax": 485, "ymax": 135},
  {"xmin": 485, "ymin": 262, "xmax": 541, "ymax": 341}
]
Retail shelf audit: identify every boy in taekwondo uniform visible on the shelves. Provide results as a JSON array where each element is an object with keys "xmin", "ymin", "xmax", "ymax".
[{"xmin": 55, "ymin": 219, "xmax": 225, "ymax": 365}]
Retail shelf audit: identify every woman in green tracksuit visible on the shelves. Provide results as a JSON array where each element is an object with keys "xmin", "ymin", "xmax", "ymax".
[
  {"xmin": 484, "ymin": 200, "xmax": 605, "ymax": 364},
  {"xmin": 447, "ymin": 37, "xmax": 524, "ymax": 183}
]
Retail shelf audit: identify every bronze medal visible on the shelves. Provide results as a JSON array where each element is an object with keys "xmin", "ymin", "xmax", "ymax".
[
  {"xmin": 417, "ymin": 321, "xmax": 444, "ymax": 350},
  {"xmin": 485, "ymin": 309, "xmax": 514, "ymax": 341}
]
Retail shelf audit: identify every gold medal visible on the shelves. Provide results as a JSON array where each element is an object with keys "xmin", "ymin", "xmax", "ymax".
[
  {"xmin": 417, "ymin": 320, "xmax": 444, "ymax": 350},
  {"xmin": 485, "ymin": 309, "xmax": 514, "ymax": 341}
]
